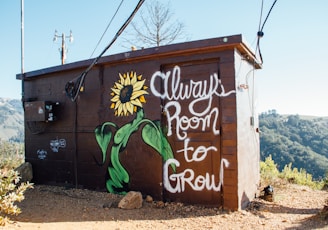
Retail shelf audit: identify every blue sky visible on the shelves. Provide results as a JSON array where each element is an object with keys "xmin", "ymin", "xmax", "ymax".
[{"xmin": 1, "ymin": 0, "xmax": 327, "ymax": 116}]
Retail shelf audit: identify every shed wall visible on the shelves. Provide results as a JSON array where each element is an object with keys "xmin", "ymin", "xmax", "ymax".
[
  {"xmin": 20, "ymin": 35, "xmax": 260, "ymax": 210},
  {"xmin": 234, "ymin": 49, "xmax": 261, "ymax": 209}
]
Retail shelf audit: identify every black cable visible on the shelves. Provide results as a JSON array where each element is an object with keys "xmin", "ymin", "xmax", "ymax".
[
  {"xmin": 260, "ymin": 0, "xmax": 278, "ymax": 32},
  {"xmin": 256, "ymin": 0, "xmax": 278, "ymax": 64},
  {"xmin": 258, "ymin": 0, "xmax": 264, "ymax": 32},
  {"xmin": 65, "ymin": 0, "xmax": 145, "ymax": 102},
  {"xmin": 89, "ymin": 0, "xmax": 124, "ymax": 58}
]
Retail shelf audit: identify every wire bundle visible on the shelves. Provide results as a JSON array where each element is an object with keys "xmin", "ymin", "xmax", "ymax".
[
  {"xmin": 65, "ymin": 0, "xmax": 145, "ymax": 102},
  {"xmin": 256, "ymin": 0, "xmax": 278, "ymax": 64}
]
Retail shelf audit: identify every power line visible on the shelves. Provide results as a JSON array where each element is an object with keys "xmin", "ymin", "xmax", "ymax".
[
  {"xmin": 65, "ymin": 0, "xmax": 145, "ymax": 102},
  {"xmin": 256, "ymin": 0, "xmax": 278, "ymax": 64},
  {"xmin": 89, "ymin": 0, "xmax": 124, "ymax": 58}
]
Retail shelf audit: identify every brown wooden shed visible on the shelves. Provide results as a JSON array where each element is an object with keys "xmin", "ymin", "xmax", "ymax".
[{"xmin": 17, "ymin": 34, "xmax": 261, "ymax": 210}]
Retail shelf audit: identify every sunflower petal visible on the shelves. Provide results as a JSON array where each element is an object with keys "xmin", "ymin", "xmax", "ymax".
[
  {"xmin": 131, "ymin": 90, "xmax": 148, "ymax": 100},
  {"xmin": 114, "ymin": 100, "xmax": 121, "ymax": 110},
  {"xmin": 117, "ymin": 103, "xmax": 123, "ymax": 116},
  {"xmin": 139, "ymin": 95, "xmax": 146, "ymax": 103},
  {"xmin": 115, "ymin": 82, "xmax": 123, "ymax": 90},
  {"xmin": 126, "ymin": 102, "xmax": 134, "ymax": 115},
  {"xmin": 133, "ymin": 79, "xmax": 146, "ymax": 91},
  {"xmin": 111, "ymin": 95, "xmax": 119, "ymax": 103},
  {"xmin": 131, "ymin": 72, "xmax": 137, "ymax": 84},
  {"xmin": 122, "ymin": 103, "xmax": 128, "ymax": 116},
  {"xmin": 130, "ymin": 98, "xmax": 142, "ymax": 107},
  {"xmin": 111, "ymin": 88, "xmax": 121, "ymax": 96},
  {"xmin": 119, "ymin": 73, "xmax": 125, "ymax": 83},
  {"xmin": 125, "ymin": 74, "xmax": 131, "ymax": 85}
]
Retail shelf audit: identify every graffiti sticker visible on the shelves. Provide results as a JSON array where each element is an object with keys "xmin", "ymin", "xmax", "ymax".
[
  {"xmin": 50, "ymin": 138, "xmax": 66, "ymax": 152},
  {"xmin": 37, "ymin": 149, "xmax": 47, "ymax": 160}
]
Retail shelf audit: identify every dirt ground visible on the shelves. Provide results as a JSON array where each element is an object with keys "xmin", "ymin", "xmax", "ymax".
[{"xmin": 3, "ymin": 183, "xmax": 328, "ymax": 230}]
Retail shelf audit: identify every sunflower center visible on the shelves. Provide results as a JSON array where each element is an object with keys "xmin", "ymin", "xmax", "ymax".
[{"xmin": 119, "ymin": 85, "xmax": 133, "ymax": 103}]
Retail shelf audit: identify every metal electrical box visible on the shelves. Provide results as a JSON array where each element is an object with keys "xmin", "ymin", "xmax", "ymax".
[{"xmin": 24, "ymin": 101, "xmax": 57, "ymax": 122}]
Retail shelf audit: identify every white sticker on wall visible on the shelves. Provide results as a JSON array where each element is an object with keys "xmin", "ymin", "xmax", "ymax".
[{"xmin": 37, "ymin": 149, "xmax": 47, "ymax": 160}]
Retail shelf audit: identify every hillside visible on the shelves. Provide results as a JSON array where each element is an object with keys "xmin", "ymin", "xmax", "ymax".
[
  {"xmin": 0, "ymin": 98, "xmax": 24, "ymax": 142},
  {"xmin": 259, "ymin": 110, "xmax": 328, "ymax": 180}
]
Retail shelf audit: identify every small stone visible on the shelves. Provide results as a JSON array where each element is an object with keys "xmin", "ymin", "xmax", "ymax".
[
  {"xmin": 185, "ymin": 207, "xmax": 192, "ymax": 212},
  {"xmin": 145, "ymin": 195, "xmax": 153, "ymax": 203},
  {"xmin": 118, "ymin": 191, "xmax": 143, "ymax": 209},
  {"xmin": 156, "ymin": 201, "xmax": 165, "ymax": 208},
  {"xmin": 15, "ymin": 162, "xmax": 33, "ymax": 183}
]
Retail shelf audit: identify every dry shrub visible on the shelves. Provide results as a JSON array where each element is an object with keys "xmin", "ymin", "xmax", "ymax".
[{"xmin": 0, "ymin": 169, "xmax": 33, "ymax": 226}]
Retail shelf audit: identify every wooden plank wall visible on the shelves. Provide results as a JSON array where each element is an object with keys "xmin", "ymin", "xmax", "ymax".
[{"xmin": 22, "ymin": 35, "xmax": 260, "ymax": 210}]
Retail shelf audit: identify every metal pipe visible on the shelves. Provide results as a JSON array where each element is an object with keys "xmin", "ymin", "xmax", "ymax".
[{"xmin": 21, "ymin": 0, "xmax": 25, "ymax": 104}]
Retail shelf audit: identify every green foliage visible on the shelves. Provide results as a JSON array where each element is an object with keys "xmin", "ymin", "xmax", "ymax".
[
  {"xmin": 260, "ymin": 155, "xmax": 279, "ymax": 183},
  {"xmin": 0, "ymin": 169, "xmax": 33, "ymax": 226},
  {"xmin": 260, "ymin": 111, "xmax": 328, "ymax": 180},
  {"xmin": 260, "ymin": 155, "xmax": 325, "ymax": 190},
  {"xmin": 280, "ymin": 163, "xmax": 324, "ymax": 189}
]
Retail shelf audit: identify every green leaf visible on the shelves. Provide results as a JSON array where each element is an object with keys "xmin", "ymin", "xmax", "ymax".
[
  {"xmin": 114, "ymin": 109, "xmax": 144, "ymax": 148},
  {"xmin": 105, "ymin": 144, "xmax": 130, "ymax": 194},
  {"xmin": 106, "ymin": 177, "xmax": 127, "ymax": 195},
  {"xmin": 142, "ymin": 120, "xmax": 176, "ymax": 172},
  {"xmin": 110, "ymin": 144, "xmax": 129, "ymax": 183},
  {"xmin": 95, "ymin": 122, "xmax": 117, "ymax": 164}
]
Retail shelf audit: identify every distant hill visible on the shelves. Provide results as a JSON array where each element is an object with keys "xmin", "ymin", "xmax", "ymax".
[
  {"xmin": 0, "ymin": 98, "xmax": 24, "ymax": 142},
  {"xmin": 259, "ymin": 110, "xmax": 328, "ymax": 180}
]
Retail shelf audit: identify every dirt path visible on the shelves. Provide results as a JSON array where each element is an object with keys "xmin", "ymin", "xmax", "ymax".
[{"xmin": 3, "ymin": 184, "xmax": 328, "ymax": 230}]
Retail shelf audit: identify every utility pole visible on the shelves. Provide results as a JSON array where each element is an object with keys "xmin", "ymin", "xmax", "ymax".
[
  {"xmin": 21, "ymin": 0, "xmax": 24, "ymax": 74},
  {"xmin": 21, "ymin": 0, "xmax": 25, "ymax": 104},
  {"xmin": 53, "ymin": 30, "xmax": 73, "ymax": 65}
]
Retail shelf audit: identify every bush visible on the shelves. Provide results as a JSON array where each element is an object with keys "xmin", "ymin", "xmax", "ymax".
[
  {"xmin": 0, "ymin": 169, "xmax": 33, "ymax": 226},
  {"xmin": 0, "ymin": 141, "xmax": 24, "ymax": 169},
  {"xmin": 279, "ymin": 163, "xmax": 325, "ymax": 189},
  {"xmin": 260, "ymin": 155, "xmax": 325, "ymax": 190},
  {"xmin": 0, "ymin": 140, "xmax": 32, "ymax": 226},
  {"xmin": 260, "ymin": 155, "xmax": 279, "ymax": 184}
]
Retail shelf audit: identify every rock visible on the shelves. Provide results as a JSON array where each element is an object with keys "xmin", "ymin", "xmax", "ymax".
[
  {"xmin": 15, "ymin": 162, "xmax": 33, "ymax": 183},
  {"xmin": 118, "ymin": 191, "xmax": 143, "ymax": 209},
  {"xmin": 155, "ymin": 201, "xmax": 165, "ymax": 208},
  {"xmin": 145, "ymin": 195, "xmax": 153, "ymax": 203}
]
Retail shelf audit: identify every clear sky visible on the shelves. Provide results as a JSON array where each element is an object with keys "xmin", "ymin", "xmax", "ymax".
[{"xmin": 1, "ymin": 0, "xmax": 327, "ymax": 116}]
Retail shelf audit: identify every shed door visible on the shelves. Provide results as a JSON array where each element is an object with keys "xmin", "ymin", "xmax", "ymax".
[{"xmin": 160, "ymin": 59, "xmax": 223, "ymax": 206}]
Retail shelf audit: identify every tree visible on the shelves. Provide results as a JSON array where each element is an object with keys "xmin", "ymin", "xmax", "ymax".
[{"xmin": 123, "ymin": 1, "xmax": 187, "ymax": 48}]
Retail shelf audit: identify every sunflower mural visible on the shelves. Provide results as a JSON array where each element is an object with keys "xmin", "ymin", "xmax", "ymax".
[
  {"xmin": 95, "ymin": 71, "xmax": 176, "ymax": 194},
  {"xmin": 110, "ymin": 71, "xmax": 148, "ymax": 116}
]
